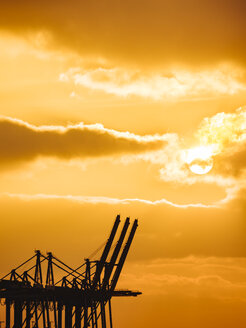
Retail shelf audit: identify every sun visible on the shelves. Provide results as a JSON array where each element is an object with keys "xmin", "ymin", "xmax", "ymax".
[{"xmin": 184, "ymin": 145, "xmax": 214, "ymax": 175}]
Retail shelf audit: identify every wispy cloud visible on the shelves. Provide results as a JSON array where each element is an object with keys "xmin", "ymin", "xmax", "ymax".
[
  {"xmin": 60, "ymin": 66, "xmax": 245, "ymax": 100},
  {"xmin": 1, "ymin": 192, "xmax": 216, "ymax": 208}
]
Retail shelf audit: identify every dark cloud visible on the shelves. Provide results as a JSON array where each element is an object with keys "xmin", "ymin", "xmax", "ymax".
[
  {"xmin": 213, "ymin": 142, "xmax": 246, "ymax": 178},
  {"xmin": 0, "ymin": 117, "xmax": 166, "ymax": 167},
  {"xmin": 0, "ymin": 0, "xmax": 246, "ymax": 67}
]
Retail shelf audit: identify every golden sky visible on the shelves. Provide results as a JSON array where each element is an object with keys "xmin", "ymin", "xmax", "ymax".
[{"xmin": 0, "ymin": 1, "xmax": 246, "ymax": 327}]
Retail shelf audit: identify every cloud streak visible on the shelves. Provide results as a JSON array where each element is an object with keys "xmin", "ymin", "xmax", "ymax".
[
  {"xmin": 1, "ymin": 189, "xmax": 246, "ymax": 260},
  {"xmin": 0, "ymin": 116, "xmax": 169, "ymax": 167},
  {"xmin": 60, "ymin": 66, "xmax": 245, "ymax": 100},
  {"xmin": 2, "ymin": 192, "xmax": 216, "ymax": 208}
]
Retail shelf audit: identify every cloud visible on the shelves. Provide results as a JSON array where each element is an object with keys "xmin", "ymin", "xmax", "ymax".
[
  {"xmin": 0, "ymin": 0, "xmax": 246, "ymax": 68},
  {"xmin": 0, "ymin": 116, "xmax": 169, "ymax": 168},
  {"xmin": 2, "ymin": 192, "xmax": 216, "ymax": 208},
  {"xmin": 1, "ymin": 189, "xmax": 246, "ymax": 260},
  {"xmin": 112, "ymin": 107, "xmax": 246, "ymax": 195},
  {"xmin": 196, "ymin": 107, "xmax": 246, "ymax": 179},
  {"xmin": 154, "ymin": 107, "xmax": 246, "ymax": 194},
  {"xmin": 118, "ymin": 256, "xmax": 246, "ymax": 328},
  {"xmin": 60, "ymin": 66, "xmax": 245, "ymax": 100},
  {"xmin": 213, "ymin": 144, "xmax": 246, "ymax": 178},
  {"xmin": 196, "ymin": 107, "xmax": 246, "ymax": 150},
  {"xmin": 119, "ymin": 256, "xmax": 246, "ymax": 305},
  {"xmin": 0, "ymin": 107, "xmax": 245, "ymax": 201}
]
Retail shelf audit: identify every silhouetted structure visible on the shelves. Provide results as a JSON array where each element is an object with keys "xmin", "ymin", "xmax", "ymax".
[{"xmin": 0, "ymin": 216, "xmax": 141, "ymax": 328}]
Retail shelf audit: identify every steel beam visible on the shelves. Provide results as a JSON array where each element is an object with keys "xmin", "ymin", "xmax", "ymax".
[
  {"xmin": 110, "ymin": 219, "xmax": 138, "ymax": 291},
  {"xmin": 75, "ymin": 306, "xmax": 82, "ymax": 328},
  {"xmin": 14, "ymin": 300, "xmax": 22, "ymax": 328},
  {"xmin": 108, "ymin": 299, "xmax": 113, "ymax": 328},
  {"xmin": 90, "ymin": 306, "xmax": 95, "ymax": 328},
  {"xmin": 100, "ymin": 302, "xmax": 106, "ymax": 328},
  {"xmin": 34, "ymin": 302, "xmax": 39, "ymax": 328},
  {"xmin": 53, "ymin": 301, "xmax": 58, "ymax": 328},
  {"xmin": 92, "ymin": 215, "xmax": 121, "ymax": 288},
  {"xmin": 83, "ymin": 306, "xmax": 88, "ymax": 328},
  {"xmin": 5, "ymin": 299, "xmax": 10, "ymax": 328},
  {"xmin": 41, "ymin": 301, "xmax": 46, "ymax": 328},
  {"xmin": 102, "ymin": 218, "xmax": 130, "ymax": 289},
  {"xmin": 46, "ymin": 302, "xmax": 51, "ymax": 328},
  {"xmin": 65, "ymin": 304, "xmax": 72, "ymax": 328},
  {"xmin": 93, "ymin": 305, "xmax": 98, "ymax": 328},
  {"xmin": 26, "ymin": 302, "xmax": 31, "ymax": 328},
  {"xmin": 58, "ymin": 303, "xmax": 63, "ymax": 328}
]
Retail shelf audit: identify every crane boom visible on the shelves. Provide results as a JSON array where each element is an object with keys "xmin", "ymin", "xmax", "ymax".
[
  {"xmin": 92, "ymin": 215, "xmax": 121, "ymax": 288},
  {"xmin": 102, "ymin": 217, "xmax": 130, "ymax": 289},
  {"xmin": 110, "ymin": 219, "xmax": 138, "ymax": 292}
]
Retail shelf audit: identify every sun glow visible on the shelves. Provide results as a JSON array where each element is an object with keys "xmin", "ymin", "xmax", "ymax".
[{"xmin": 184, "ymin": 145, "xmax": 214, "ymax": 175}]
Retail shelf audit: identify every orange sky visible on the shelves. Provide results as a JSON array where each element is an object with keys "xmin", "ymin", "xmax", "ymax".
[{"xmin": 0, "ymin": 1, "xmax": 246, "ymax": 327}]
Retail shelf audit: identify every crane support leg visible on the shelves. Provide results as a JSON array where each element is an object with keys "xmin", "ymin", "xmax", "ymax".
[
  {"xmin": 108, "ymin": 299, "xmax": 113, "ymax": 328},
  {"xmin": 91, "ymin": 307, "xmax": 95, "ymax": 328},
  {"xmin": 26, "ymin": 301, "xmax": 31, "ymax": 328},
  {"xmin": 93, "ymin": 305, "xmax": 98, "ymax": 328},
  {"xmin": 58, "ymin": 303, "xmax": 63, "ymax": 328},
  {"xmin": 46, "ymin": 302, "xmax": 51, "ymax": 328},
  {"xmin": 83, "ymin": 306, "xmax": 88, "ymax": 328},
  {"xmin": 14, "ymin": 300, "xmax": 22, "ymax": 328},
  {"xmin": 53, "ymin": 301, "xmax": 58, "ymax": 328},
  {"xmin": 34, "ymin": 302, "xmax": 39, "ymax": 328},
  {"xmin": 6, "ymin": 299, "xmax": 10, "ymax": 328},
  {"xmin": 75, "ymin": 306, "xmax": 82, "ymax": 328},
  {"xmin": 65, "ymin": 304, "xmax": 72, "ymax": 328},
  {"xmin": 42, "ymin": 301, "xmax": 46, "ymax": 328},
  {"xmin": 100, "ymin": 302, "xmax": 106, "ymax": 328}
]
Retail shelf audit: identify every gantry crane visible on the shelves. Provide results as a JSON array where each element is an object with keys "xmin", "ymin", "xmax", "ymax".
[{"xmin": 0, "ymin": 216, "xmax": 141, "ymax": 328}]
